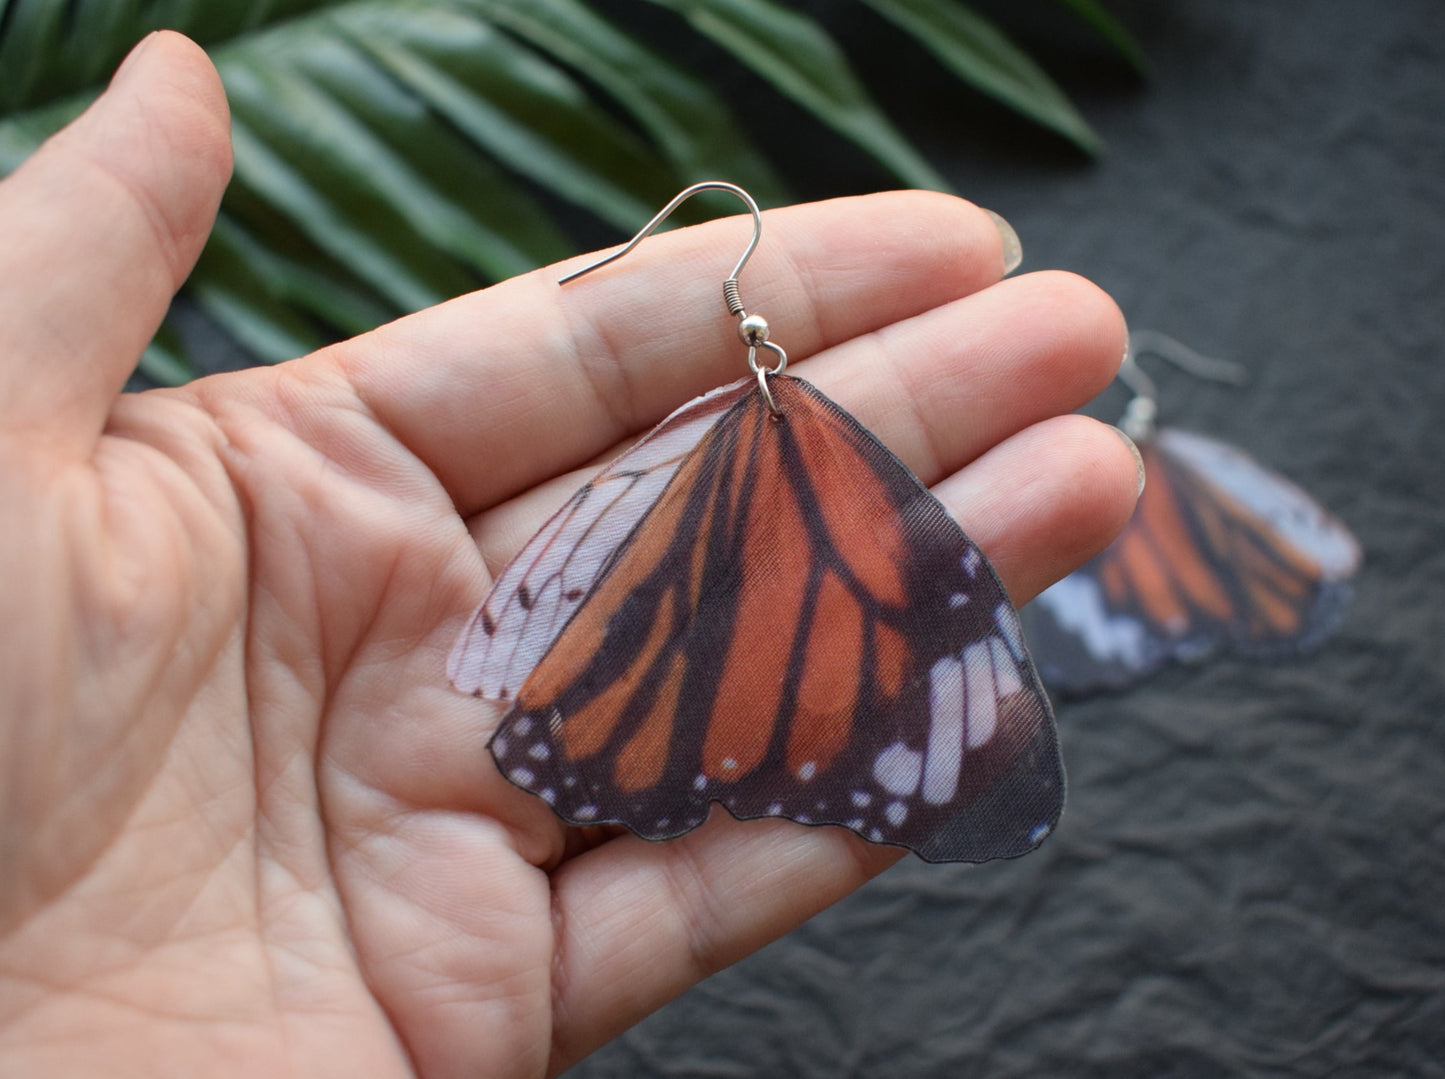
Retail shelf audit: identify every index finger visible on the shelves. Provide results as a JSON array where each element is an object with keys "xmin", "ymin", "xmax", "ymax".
[{"xmin": 324, "ymin": 191, "xmax": 1014, "ymax": 516}]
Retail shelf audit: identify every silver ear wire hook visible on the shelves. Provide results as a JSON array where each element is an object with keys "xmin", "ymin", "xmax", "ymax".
[
  {"xmin": 558, "ymin": 180, "xmax": 788, "ymax": 413},
  {"xmin": 1117, "ymin": 329, "xmax": 1250, "ymax": 442}
]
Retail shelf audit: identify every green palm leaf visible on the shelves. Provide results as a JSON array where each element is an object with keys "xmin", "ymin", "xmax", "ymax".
[
  {"xmin": 1054, "ymin": 0, "xmax": 1149, "ymax": 76},
  {"xmin": 642, "ymin": 0, "xmax": 946, "ymax": 190},
  {"xmin": 0, "ymin": 0, "xmax": 1137, "ymax": 384},
  {"xmin": 858, "ymin": 0, "xmax": 1099, "ymax": 154}
]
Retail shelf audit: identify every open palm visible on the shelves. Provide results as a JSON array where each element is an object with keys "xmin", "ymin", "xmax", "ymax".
[{"xmin": 0, "ymin": 33, "xmax": 1137, "ymax": 1078}]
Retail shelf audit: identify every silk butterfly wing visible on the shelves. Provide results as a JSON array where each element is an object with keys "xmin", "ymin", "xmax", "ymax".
[
  {"xmin": 1024, "ymin": 427, "xmax": 1361, "ymax": 694},
  {"xmin": 455, "ymin": 375, "xmax": 1063, "ymax": 864},
  {"xmin": 449, "ymin": 378, "xmax": 754, "ymax": 700}
]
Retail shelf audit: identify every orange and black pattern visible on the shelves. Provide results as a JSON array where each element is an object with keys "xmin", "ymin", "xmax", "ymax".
[
  {"xmin": 1024, "ymin": 428, "xmax": 1361, "ymax": 695},
  {"xmin": 453, "ymin": 376, "xmax": 1063, "ymax": 863}
]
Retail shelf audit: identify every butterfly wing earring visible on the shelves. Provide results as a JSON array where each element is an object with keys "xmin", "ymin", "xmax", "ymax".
[
  {"xmin": 1024, "ymin": 330, "xmax": 1363, "ymax": 695},
  {"xmin": 450, "ymin": 182, "xmax": 1064, "ymax": 864}
]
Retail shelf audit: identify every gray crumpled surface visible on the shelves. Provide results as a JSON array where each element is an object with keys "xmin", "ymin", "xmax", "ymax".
[{"xmin": 570, "ymin": 2, "xmax": 1445, "ymax": 1075}]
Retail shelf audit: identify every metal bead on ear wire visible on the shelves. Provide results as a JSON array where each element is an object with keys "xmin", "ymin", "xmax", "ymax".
[{"xmin": 738, "ymin": 314, "xmax": 770, "ymax": 347}]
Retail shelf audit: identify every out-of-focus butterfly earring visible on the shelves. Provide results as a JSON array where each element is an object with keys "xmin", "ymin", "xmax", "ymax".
[
  {"xmin": 1024, "ymin": 330, "xmax": 1362, "ymax": 695},
  {"xmin": 450, "ymin": 181, "xmax": 1064, "ymax": 864}
]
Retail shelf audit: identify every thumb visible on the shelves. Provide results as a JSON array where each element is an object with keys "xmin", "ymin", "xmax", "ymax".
[{"xmin": 0, "ymin": 31, "xmax": 232, "ymax": 455}]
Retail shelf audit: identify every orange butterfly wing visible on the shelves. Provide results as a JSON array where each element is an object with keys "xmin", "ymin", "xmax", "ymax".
[
  {"xmin": 459, "ymin": 376, "xmax": 1062, "ymax": 863},
  {"xmin": 1024, "ymin": 428, "xmax": 1361, "ymax": 694},
  {"xmin": 448, "ymin": 379, "xmax": 753, "ymax": 700}
]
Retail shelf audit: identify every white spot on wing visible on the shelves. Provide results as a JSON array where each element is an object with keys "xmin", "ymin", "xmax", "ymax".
[
  {"xmin": 508, "ymin": 767, "xmax": 536, "ymax": 787},
  {"xmin": 962, "ymin": 642, "xmax": 998, "ymax": 749},
  {"xmin": 995, "ymin": 603, "xmax": 1026, "ymax": 661},
  {"xmin": 989, "ymin": 636, "xmax": 1024, "ymax": 697},
  {"xmin": 1034, "ymin": 575, "xmax": 1149, "ymax": 665},
  {"xmin": 885, "ymin": 801, "xmax": 908, "ymax": 827},
  {"xmin": 798, "ymin": 761, "xmax": 818, "ymax": 781},
  {"xmin": 873, "ymin": 743, "xmax": 923, "ymax": 796},
  {"xmin": 922, "ymin": 656, "xmax": 965, "ymax": 805}
]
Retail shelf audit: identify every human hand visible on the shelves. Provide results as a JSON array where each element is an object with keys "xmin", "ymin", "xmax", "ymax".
[{"xmin": 0, "ymin": 32, "xmax": 1138, "ymax": 1078}]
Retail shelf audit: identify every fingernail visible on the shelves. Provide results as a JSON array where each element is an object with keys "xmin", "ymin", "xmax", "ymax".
[
  {"xmin": 113, "ymin": 32, "xmax": 159, "ymax": 85},
  {"xmin": 983, "ymin": 208, "xmax": 1023, "ymax": 275},
  {"xmin": 1112, "ymin": 425, "xmax": 1147, "ymax": 497}
]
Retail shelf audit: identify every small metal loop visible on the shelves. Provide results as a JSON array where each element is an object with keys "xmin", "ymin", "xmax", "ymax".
[
  {"xmin": 746, "ymin": 340, "xmax": 788, "ymax": 377},
  {"xmin": 756, "ymin": 365, "xmax": 780, "ymax": 414},
  {"xmin": 1119, "ymin": 396, "xmax": 1157, "ymax": 443}
]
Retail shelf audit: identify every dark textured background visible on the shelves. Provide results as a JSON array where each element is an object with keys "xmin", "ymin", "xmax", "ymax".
[{"xmin": 568, "ymin": 2, "xmax": 1445, "ymax": 1076}]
